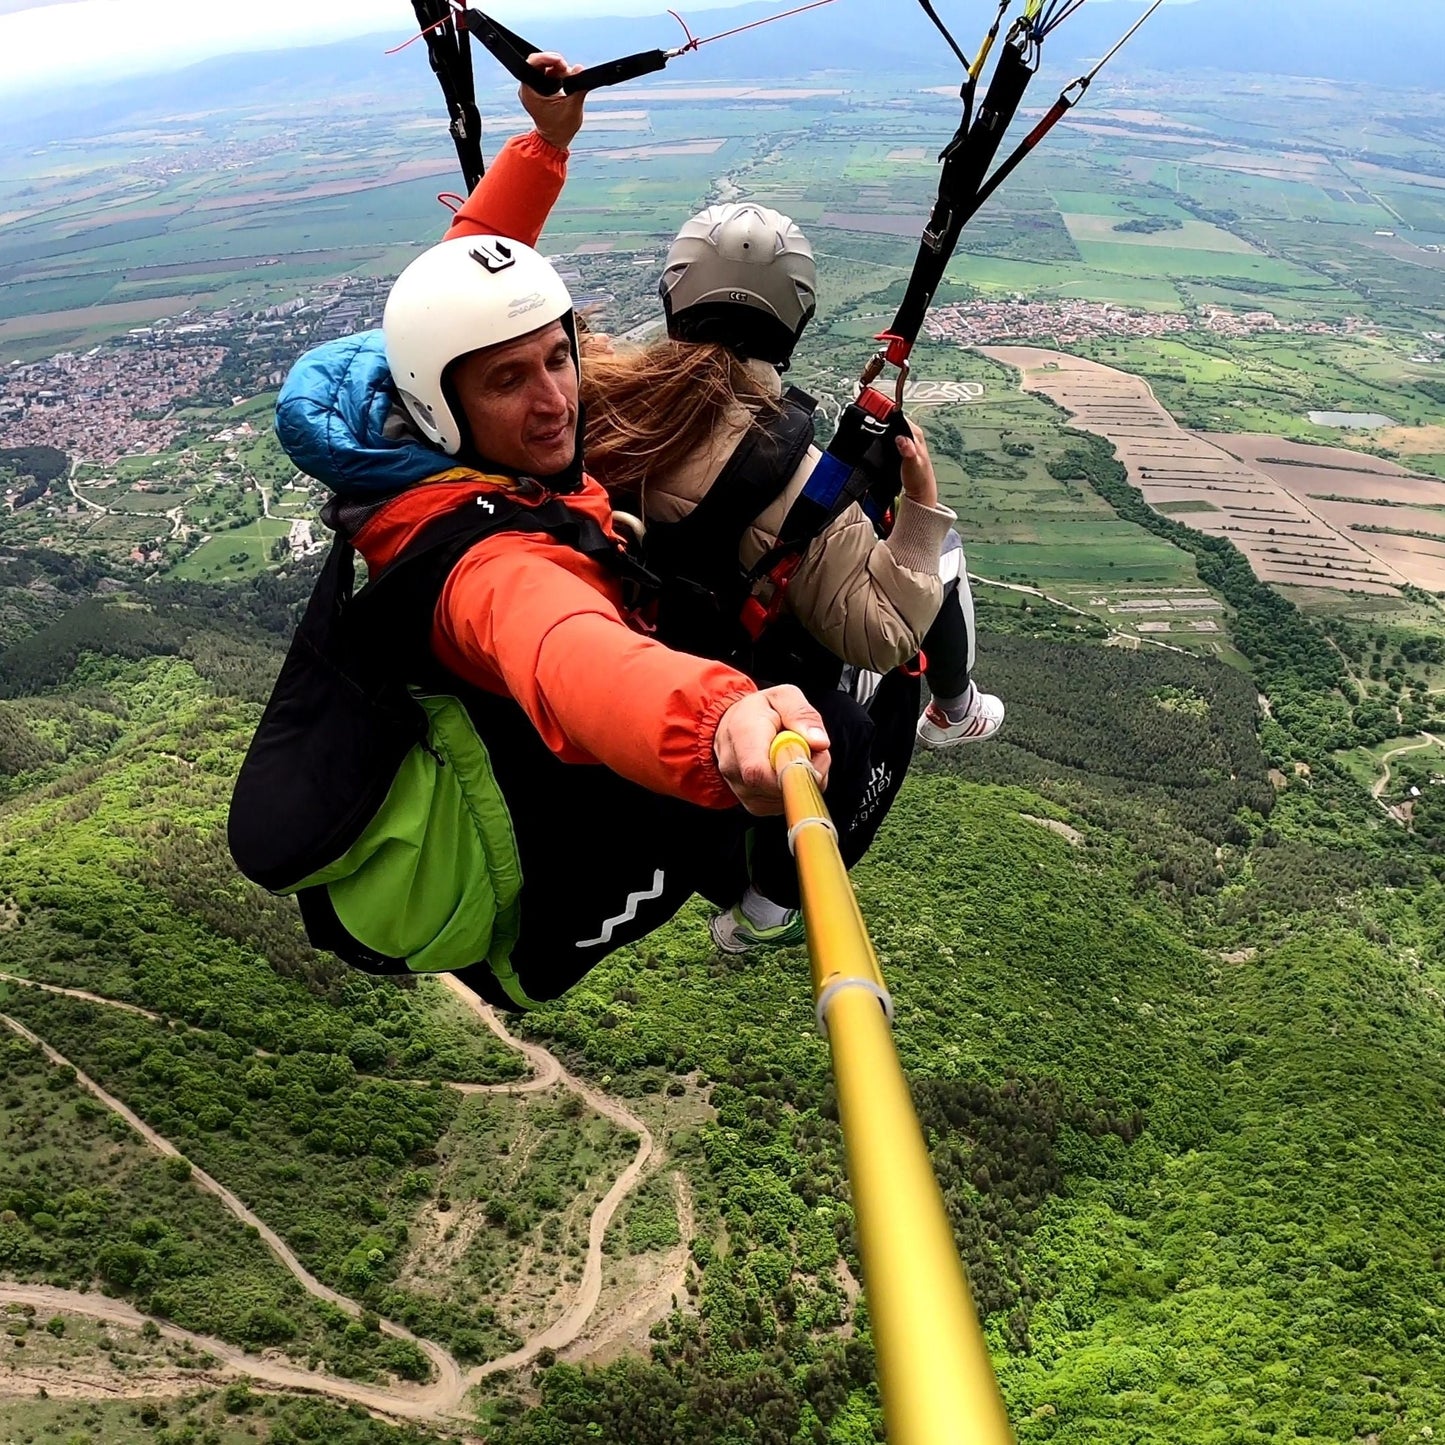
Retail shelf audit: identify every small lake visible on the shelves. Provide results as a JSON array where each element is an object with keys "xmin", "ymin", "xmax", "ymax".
[{"xmin": 1308, "ymin": 411, "xmax": 1397, "ymax": 429}]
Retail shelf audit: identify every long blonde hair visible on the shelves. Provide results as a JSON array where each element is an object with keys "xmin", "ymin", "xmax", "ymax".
[{"xmin": 581, "ymin": 337, "xmax": 779, "ymax": 505}]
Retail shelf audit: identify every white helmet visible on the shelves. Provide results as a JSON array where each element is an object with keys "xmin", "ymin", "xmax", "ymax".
[
  {"xmin": 660, "ymin": 204, "xmax": 817, "ymax": 367},
  {"xmin": 383, "ymin": 235, "xmax": 574, "ymax": 455}
]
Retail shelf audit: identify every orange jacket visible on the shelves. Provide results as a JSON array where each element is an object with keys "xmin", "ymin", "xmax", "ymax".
[
  {"xmin": 354, "ymin": 134, "xmax": 756, "ymax": 810},
  {"xmin": 442, "ymin": 130, "xmax": 566, "ymax": 247}
]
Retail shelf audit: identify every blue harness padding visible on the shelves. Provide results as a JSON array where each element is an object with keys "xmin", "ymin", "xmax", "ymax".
[
  {"xmin": 275, "ymin": 330, "xmax": 453, "ymax": 497},
  {"xmin": 757, "ymin": 395, "xmax": 907, "ymax": 575}
]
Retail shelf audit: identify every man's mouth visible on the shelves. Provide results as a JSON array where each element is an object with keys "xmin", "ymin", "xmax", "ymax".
[{"xmin": 530, "ymin": 423, "xmax": 569, "ymax": 448}]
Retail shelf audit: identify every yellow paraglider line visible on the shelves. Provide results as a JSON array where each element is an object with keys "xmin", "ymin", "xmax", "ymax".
[{"xmin": 770, "ymin": 731, "xmax": 1016, "ymax": 1445}]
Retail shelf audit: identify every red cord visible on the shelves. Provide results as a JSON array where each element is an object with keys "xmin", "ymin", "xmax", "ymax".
[
  {"xmin": 385, "ymin": 3, "xmax": 462, "ymax": 56},
  {"xmin": 667, "ymin": 9, "xmax": 700, "ymax": 53},
  {"xmin": 690, "ymin": 0, "xmax": 839, "ymax": 49},
  {"xmin": 437, "ymin": 192, "xmax": 465, "ymax": 213}
]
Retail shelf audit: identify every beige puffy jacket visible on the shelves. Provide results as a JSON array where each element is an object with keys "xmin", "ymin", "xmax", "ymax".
[{"xmin": 640, "ymin": 360, "xmax": 955, "ymax": 673}]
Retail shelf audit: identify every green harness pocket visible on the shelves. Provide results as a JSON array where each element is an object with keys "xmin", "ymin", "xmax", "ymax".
[{"xmin": 301, "ymin": 695, "xmax": 524, "ymax": 978}]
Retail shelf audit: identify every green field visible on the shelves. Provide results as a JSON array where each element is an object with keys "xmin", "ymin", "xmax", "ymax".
[{"xmin": 170, "ymin": 518, "xmax": 293, "ymax": 581}]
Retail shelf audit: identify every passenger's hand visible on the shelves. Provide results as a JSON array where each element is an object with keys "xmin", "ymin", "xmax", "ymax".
[
  {"xmin": 897, "ymin": 420, "xmax": 939, "ymax": 509},
  {"xmin": 715, "ymin": 686, "xmax": 832, "ymax": 816},
  {"xmin": 522, "ymin": 52, "xmax": 586, "ymax": 152}
]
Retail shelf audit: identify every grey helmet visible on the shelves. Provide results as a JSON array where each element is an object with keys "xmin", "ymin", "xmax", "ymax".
[{"xmin": 659, "ymin": 203, "xmax": 818, "ymax": 367}]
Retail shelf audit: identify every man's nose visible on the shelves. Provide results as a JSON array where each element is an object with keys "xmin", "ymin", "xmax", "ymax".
[{"xmin": 533, "ymin": 371, "xmax": 571, "ymax": 415}]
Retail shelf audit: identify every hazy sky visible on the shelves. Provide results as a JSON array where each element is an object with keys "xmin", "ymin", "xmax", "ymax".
[{"xmin": 0, "ymin": 0, "xmax": 766, "ymax": 94}]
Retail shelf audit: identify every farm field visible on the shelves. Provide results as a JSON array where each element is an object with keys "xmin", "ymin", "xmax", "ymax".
[
  {"xmin": 6, "ymin": 64, "xmax": 1445, "ymax": 358},
  {"xmin": 1071, "ymin": 330, "xmax": 1445, "ymax": 477},
  {"xmin": 789, "ymin": 338, "xmax": 1237, "ymax": 659},
  {"xmin": 983, "ymin": 345, "xmax": 1445, "ymax": 596}
]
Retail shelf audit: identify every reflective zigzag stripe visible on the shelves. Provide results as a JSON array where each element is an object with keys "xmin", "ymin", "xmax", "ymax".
[{"xmin": 575, "ymin": 869, "xmax": 666, "ymax": 949}]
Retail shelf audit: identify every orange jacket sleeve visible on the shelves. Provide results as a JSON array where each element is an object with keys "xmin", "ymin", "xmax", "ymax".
[
  {"xmin": 433, "ymin": 534, "xmax": 756, "ymax": 809},
  {"xmin": 442, "ymin": 131, "xmax": 568, "ymax": 247}
]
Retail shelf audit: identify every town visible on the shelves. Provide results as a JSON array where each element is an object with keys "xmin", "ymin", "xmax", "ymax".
[
  {"xmin": 0, "ymin": 275, "xmax": 392, "ymax": 465},
  {"xmin": 923, "ymin": 297, "xmax": 1361, "ymax": 348}
]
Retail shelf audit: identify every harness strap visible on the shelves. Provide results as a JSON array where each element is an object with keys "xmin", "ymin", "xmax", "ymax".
[
  {"xmin": 740, "ymin": 392, "xmax": 911, "ymax": 642},
  {"xmin": 354, "ymin": 490, "xmax": 657, "ymax": 661},
  {"xmin": 461, "ymin": 9, "xmax": 670, "ymax": 96},
  {"xmin": 878, "ymin": 35, "xmax": 1036, "ymax": 366},
  {"xmin": 760, "ymin": 392, "xmax": 908, "ymax": 565},
  {"xmin": 644, "ymin": 387, "xmax": 818, "ymax": 602},
  {"xmin": 412, "ymin": 0, "xmax": 486, "ymax": 190}
]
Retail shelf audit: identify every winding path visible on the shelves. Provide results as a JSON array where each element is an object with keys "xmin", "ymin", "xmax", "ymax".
[
  {"xmin": 1370, "ymin": 732, "xmax": 1445, "ymax": 816},
  {"xmin": 0, "ymin": 1283, "xmax": 454, "ymax": 1423},
  {"xmin": 439, "ymin": 978, "xmax": 657, "ymax": 1384},
  {"xmin": 0, "ymin": 972, "xmax": 674, "ymax": 1425},
  {"xmin": 0, "ymin": 1010, "xmax": 464, "ymax": 1412}
]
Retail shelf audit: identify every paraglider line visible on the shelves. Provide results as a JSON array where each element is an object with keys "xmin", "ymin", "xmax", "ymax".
[
  {"xmin": 385, "ymin": 3, "xmax": 462, "ymax": 56},
  {"xmin": 678, "ymin": 0, "xmax": 840, "ymax": 53},
  {"xmin": 1084, "ymin": 0, "xmax": 1164, "ymax": 80}
]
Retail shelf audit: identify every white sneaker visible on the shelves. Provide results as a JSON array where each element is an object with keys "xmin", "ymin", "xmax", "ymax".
[
  {"xmin": 916, "ymin": 688, "xmax": 1005, "ymax": 748},
  {"xmin": 709, "ymin": 905, "xmax": 807, "ymax": 954}
]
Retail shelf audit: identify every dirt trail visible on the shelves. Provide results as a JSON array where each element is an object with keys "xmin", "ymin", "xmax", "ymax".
[
  {"xmin": 0, "ymin": 1010, "xmax": 463, "ymax": 1410},
  {"xmin": 0, "ymin": 974, "xmax": 674, "ymax": 1424},
  {"xmin": 560, "ymin": 1173, "xmax": 695, "ymax": 1365},
  {"xmin": 440, "ymin": 978, "xmax": 658, "ymax": 1384},
  {"xmin": 1371, "ymin": 732, "xmax": 1445, "ymax": 807},
  {"xmin": 0, "ymin": 1284, "xmax": 455, "ymax": 1422},
  {"xmin": 0, "ymin": 971, "xmax": 161, "ymax": 1019}
]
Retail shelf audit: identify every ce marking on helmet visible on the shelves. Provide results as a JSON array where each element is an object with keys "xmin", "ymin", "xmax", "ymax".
[
  {"xmin": 469, "ymin": 240, "xmax": 516, "ymax": 274},
  {"xmin": 728, "ymin": 290, "xmax": 751, "ymax": 303}
]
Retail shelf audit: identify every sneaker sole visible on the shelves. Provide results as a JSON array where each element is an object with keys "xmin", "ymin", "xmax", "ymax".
[{"xmin": 917, "ymin": 718, "xmax": 1004, "ymax": 748}]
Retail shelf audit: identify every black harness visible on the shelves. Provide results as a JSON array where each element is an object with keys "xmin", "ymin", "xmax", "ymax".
[
  {"xmin": 230, "ymin": 485, "xmax": 749, "ymax": 1008},
  {"xmin": 641, "ymin": 386, "xmax": 817, "ymax": 666}
]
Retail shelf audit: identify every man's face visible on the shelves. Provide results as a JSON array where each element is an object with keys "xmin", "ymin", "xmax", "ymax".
[{"xmin": 451, "ymin": 321, "xmax": 578, "ymax": 477}]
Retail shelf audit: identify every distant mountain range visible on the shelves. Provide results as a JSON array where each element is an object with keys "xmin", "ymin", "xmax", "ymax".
[{"xmin": 6, "ymin": 0, "xmax": 1442, "ymax": 140}]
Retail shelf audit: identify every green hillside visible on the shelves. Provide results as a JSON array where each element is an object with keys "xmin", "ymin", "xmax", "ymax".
[{"xmin": 1, "ymin": 531, "xmax": 1443, "ymax": 1441}]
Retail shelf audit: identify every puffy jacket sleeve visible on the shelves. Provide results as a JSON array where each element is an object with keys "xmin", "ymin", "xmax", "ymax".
[
  {"xmin": 744, "ymin": 450, "xmax": 956, "ymax": 672},
  {"xmin": 434, "ymin": 533, "xmax": 755, "ymax": 809},
  {"xmin": 442, "ymin": 131, "xmax": 569, "ymax": 247}
]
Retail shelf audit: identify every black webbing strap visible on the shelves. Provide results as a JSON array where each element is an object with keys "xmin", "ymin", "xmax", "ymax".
[
  {"xmin": 369, "ymin": 492, "xmax": 655, "ymax": 611},
  {"xmin": 644, "ymin": 388, "xmax": 818, "ymax": 602},
  {"xmin": 413, "ymin": 0, "xmax": 486, "ymax": 190},
  {"xmin": 461, "ymin": 9, "xmax": 671, "ymax": 96},
  {"xmin": 878, "ymin": 35, "xmax": 1036, "ymax": 365},
  {"xmin": 915, "ymin": 0, "xmax": 972, "ymax": 69}
]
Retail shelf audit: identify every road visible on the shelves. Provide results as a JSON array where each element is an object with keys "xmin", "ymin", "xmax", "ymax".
[
  {"xmin": 0, "ymin": 973, "xmax": 676, "ymax": 1425},
  {"xmin": 67, "ymin": 458, "xmax": 108, "ymax": 514}
]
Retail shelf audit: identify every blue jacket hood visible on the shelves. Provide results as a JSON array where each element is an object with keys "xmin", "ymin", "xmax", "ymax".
[{"xmin": 275, "ymin": 330, "xmax": 451, "ymax": 496}]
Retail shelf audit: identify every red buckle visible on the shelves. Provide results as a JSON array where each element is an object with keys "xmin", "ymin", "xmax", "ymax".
[
  {"xmin": 874, "ymin": 332, "xmax": 913, "ymax": 368},
  {"xmin": 740, "ymin": 596, "xmax": 770, "ymax": 642},
  {"xmin": 741, "ymin": 556, "xmax": 803, "ymax": 641},
  {"xmin": 856, "ymin": 386, "xmax": 896, "ymax": 422},
  {"xmin": 902, "ymin": 650, "xmax": 927, "ymax": 679}
]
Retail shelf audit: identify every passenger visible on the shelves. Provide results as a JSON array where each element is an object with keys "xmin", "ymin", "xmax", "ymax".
[{"xmin": 437, "ymin": 57, "xmax": 1003, "ymax": 951}]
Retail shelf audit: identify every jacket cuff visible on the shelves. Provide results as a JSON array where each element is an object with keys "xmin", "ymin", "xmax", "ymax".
[
  {"xmin": 523, "ymin": 129, "xmax": 571, "ymax": 163},
  {"xmin": 691, "ymin": 683, "xmax": 757, "ymax": 810},
  {"xmin": 885, "ymin": 496, "xmax": 958, "ymax": 575}
]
